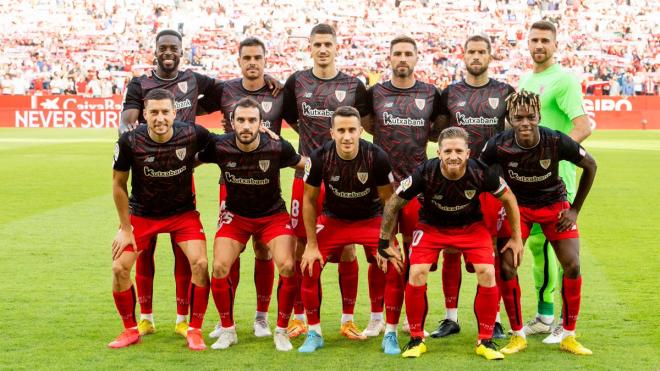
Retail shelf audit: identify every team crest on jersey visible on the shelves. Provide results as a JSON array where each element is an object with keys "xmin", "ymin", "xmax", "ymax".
[
  {"xmin": 415, "ymin": 98, "xmax": 425, "ymax": 110},
  {"xmin": 357, "ymin": 171, "xmax": 369, "ymax": 184},
  {"xmin": 335, "ymin": 90, "xmax": 346, "ymax": 102},
  {"xmin": 540, "ymin": 159, "xmax": 551, "ymax": 169},
  {"xmin": 259, "ymin": 160, "xmax": 270, "ymax": 172},
  {"xmin": 177, "ymin": 82, "xmax": 188, "ymax": 94},
  {"xmin": 261, "ymin": 101, "xmax": 272, "ymax": 113},
  {"xmin": 175, "ymin": 148, "xmax": 186, "ymax": 161},
  {"xmin": 488, "ymin": 97, "xmax": 499, "ymax": 109},
  {"xmin": 464, "ymin": 189, "xmax": 476, "ymax": 199}
]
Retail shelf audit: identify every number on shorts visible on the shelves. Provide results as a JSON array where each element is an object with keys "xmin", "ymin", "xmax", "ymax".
[
  {"xmin": 291, "ymin": 200, "xmax": 300, "ymax": 218},
  {"xmin": 316, "ymin": 224, "xmax": 324, "ymax": 234},
  {"xmin": 411, "ymin": 230, "xmax": 424, "ymax": 246},
  {"xmin": 220, "ymin": 212, "xmax": 234, "ymax": 225}
]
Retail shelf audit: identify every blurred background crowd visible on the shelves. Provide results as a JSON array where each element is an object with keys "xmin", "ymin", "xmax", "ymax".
[{"xmin": 0, "ymin": 0, "xmax": 657, "ymax": 97}]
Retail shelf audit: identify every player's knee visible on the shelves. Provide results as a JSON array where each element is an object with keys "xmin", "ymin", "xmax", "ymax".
[
  {"xmin": 408, "ymin": 267, "xmax": 428, "ymax": 286},
  {"xmin": 191, "ymin": 257, "xmax": 208, "ymax": 276},
  {"xmin": 562, "ymin": 259, "xmax": 580, "ymax": 279},
  {"xmin": 277, "ymin": 258, "xmax": 295, "ymax": 277},
  {"xmin": 212, "ymin": 261, "xmax": 230, "ymax": 279},
  {"xmin": 474, "ymin": 264, "xmax": 496, "ymax": 287},
  {"xmin": 500, "ymin": 259, "xmax": 517, "ymax": 280},
  {"xmin": 112, "ymin": 260, "xmax": 130, "ymax": 281}
]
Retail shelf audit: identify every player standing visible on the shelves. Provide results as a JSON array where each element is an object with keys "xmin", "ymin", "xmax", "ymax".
[
  {"xmin": 431, "ymin": 35, "xmax": 515, "ymax": 339},
  {"xmin": 196, "ymin": 98, "xmax": 305, "ymax": 351},
  {"xmin": 480, "ymin": 90, "xmax": 597, "ymax": 355},
  {"xmin": 363, "ymin": 35, "xmax": 442, "ymax": 338},
  {"xmin": 378, "ymin": 127, "xmax": 523, "ymax": 360},
  {"xmin": 282, "ymin": 23, "xmax": 371, "ymax": 339},
  {"xmin": 517, "ymin": 21, "xmax": 592, "ymax": 343},
  {"xmin": 298, "ymin": 107, "xmax": 399, "ymax": 354},
  {"xmin": 198, "ymin": 37, "xmax": 282, "ymax": 339},
  {"xmin": 109, "ymin": 88, "xmax": 211, "ymax": 351},
  {"xmin": 119, "ymin": 29, "xmax": 221, "ymax": 337}
]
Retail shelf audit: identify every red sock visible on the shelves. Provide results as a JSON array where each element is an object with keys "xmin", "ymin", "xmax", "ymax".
[
  {"xmin": 500, "ymin": 276, "xmax": 523, "ymax": 331},
  {"xmin": 276, "ymin": 275, "xmax": 297, "ymax": 328},
  {"xmin": 404, "ymin": 283, "xmax": 427, "ymax": 338},
  {"xmin": 442, "ymin": 251, "xmax": 462, "ymax": 310},
  {"xmin": 384, "ymin": 262, "xmax": 404, "ymax": 325},
  {"xmin": 254, "ymin": 258, "xmax": 274, "ymax": 313},
  {"xmin": 293, "ymin": 262, "xmax": 305, "ymax": 315},
  {"xmin": 301, "ymin": 261, "xmax": 323, "ymax": 325},
  {"xmin": 368, "ymin": 263, "xmax": 385, "ymax": 313},
  {"xmin": 562, "ymin": 275, "xmax": 582, "ymax": 331},
  {"xmin": 229, "ymin": 257, "xmax": 240, "ymax": 291},
  {"xmin": 474, "ymin": 285, "xmax": 499, "ymax": 340},
  {"xmin": 494, "ymin": 255, "xmax": 502, "ymax": 316},
  {"xmin": 135, "ymin": 238, "xmax": 156, "ymax": 314},
  {"xmin": 338, "ymin": 259, "xmax": 358, "ymax": 315},
  {"xmin": 211, "ymin": 277, "xmax": 235, "ymax": 328},
  {"xmin": 188, "ymin": 283, "xmax": 209, "ymax": 329},
  {"xmin": 173, "ymin": 240, "xmax": 191, "ymax": 316},
  {"xmin": 113, "ymin": 286, "xmax": 137, "ymax": 329}
]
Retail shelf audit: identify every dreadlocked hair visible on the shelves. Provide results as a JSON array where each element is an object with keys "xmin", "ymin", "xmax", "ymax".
[{"xmin": 506, "ymin": 89, "xmax": 540, "ymax": 119}]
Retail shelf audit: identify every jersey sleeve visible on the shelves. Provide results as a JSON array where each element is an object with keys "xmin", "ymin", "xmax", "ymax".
[
  {"xmin": 364, "ymin": 86, "xmax": 375, "ymax": 115},
  {"xmin": 197, "ymin": 76, "xmax": 223, "ymax": 113},
  {"xmin": 395, "ymin": 164, "xmax": 425, "ymax": 200},
  {"xmin": 479, "ymin": 161, "xmax": 507, "ymax": 197},
  {"xmin": 280, "ymin": 139, "xmax": 302, "ymax": 168},
  {"xmin": 373, "ymin": 147, "xmax": 393, "ymax": 186},
  {"xmin": 557, "ymin": 131, "xmax": 587, "ymax": 164},
  {"xmin": 479, "ymin": 136, "xmax": 498, "ymax": 166},
  {"xmin": 436, "ymin": 86, "xmax": 450, "ymax": 117},
  {"xmin": 354, "ymin": 79, "xmax": 370, "ymax": 117},
  {"xmin": 303, "ymin": 149, "xmax": 323, "ymax": 187},
  {"xmin": 281, "ymin": 73, "xmax": 298, "ymax": 126},
  {"xmin": 196, "ymin": 134, "xmax": 220, "ymax": 163},
  {"xmin": 429, "ymin": 87, "xmax": 443, "ymax": 122},
  {"xmin": 122, "ymin": 77, "xmax": 143, "ymax": 111},
  {"xmin": 194, "ymin": 124, "xmax": 211, "ymax": 151},
  {"xmin": 112, "ymin": 134, "xmax": 132, "ymax": 171},
  {"xmin": 557, "ymin": 74, "xmax": 586, "ymax": 120}
]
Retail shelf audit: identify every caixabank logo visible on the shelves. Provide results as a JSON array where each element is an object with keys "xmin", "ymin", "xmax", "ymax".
[{"xmin": 14, "ymin": 96, "xmax": 122, "ymax": 128}]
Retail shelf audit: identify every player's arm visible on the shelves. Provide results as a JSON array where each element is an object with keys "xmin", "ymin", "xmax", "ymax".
[
  {"xmin": 495, "ymin": 183, "xmax": 524, "ymax": 267},
  {"xmin": 300, "ymin": 154, "xmax": 324, "ymax": 275},
  {"xmin": 281, "ymin": 74, "xmax": 299, "ymax": 133},
  {"xmin": 569, "ymin": 115, "xmax": 592, "ymax": 143},
  {"xmin": 111, "ymin": 169, "xmax": 135, "ymax": 260},
  {"xmin": 196, "ymin": 78, "xmax": 224, "ymax": 115},
  {"xmin": 361, "ymin": 86, "xmax": 375, "ymax": 134},
  {"xmin": 264, "ymin": 74, "xmax": 283, "ymax": 96},
  {"xmin": 558, "ymin": 149, "xmax": 597, "ymax": 232},
  {"xmin": 280, "ymin": 139, "xmax": 306, "ymax": 171},
  {"xmin": 429, "ymin": 88, "xmax": 449, "ymax": 142},
  {"xmin": 119, "ymin": 78, "xmax": 143, "ymax": 135}
]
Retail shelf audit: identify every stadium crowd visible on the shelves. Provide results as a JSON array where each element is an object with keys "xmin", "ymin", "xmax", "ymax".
[{"xmin": 0, "ymin": 0, "xmax": 657, "ymax": 96}]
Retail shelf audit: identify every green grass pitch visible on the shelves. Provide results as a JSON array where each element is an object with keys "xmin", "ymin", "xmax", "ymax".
[{"xmin": 1, "ymin": 128, "xmax": 659, "ymax": 369}]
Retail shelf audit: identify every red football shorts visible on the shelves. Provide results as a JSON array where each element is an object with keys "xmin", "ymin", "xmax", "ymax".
[
  {"xmin": 290, "ymin": 177, "xmax": 325, "ymax": 238},
  {"xmin": 499, "ymin": 201, "xmax": 579, "ymax": 241},
  {"xmin": 398, "ymin": 196, "xmax": 421, "ymax": 238},
  {"xmin": 480, "ymin": 192, "xmax": 504, "ymax": 237},
  {"xmin": 215, "ymin": 211, "xmax": 294, "ymax": 245},
  {"xmin": 409, "ymin": 222, "xmax": 494, "ymax": 266},
  {"xmin": 125, "ymin": 210, "xmax": 205, "ymax": 252},
  {"xmin": 316, "ymin": 215, "xmax": 383, "ymax": 264},
  {"xmin": 218, "ymin": 182, "xmax": 227, "ymax": 212}
]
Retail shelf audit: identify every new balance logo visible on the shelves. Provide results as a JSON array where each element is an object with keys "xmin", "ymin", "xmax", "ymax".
[{"xmin": 304, "ymin": 93, "xmax": 313, "ymax": 98}]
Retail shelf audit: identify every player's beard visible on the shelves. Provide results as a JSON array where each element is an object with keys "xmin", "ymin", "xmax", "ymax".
[
  {"xmin": 393, "ymin": 66, "xmax": 413, "ymax": 78},
  {"xmin": 157, "ymin": 56, "xmax": 180, "ymax": 74},
  {"xmin": 466, "ymin": 64, "xmax": 488, "ymax": 77},
  {"xmin": 237, "ymin": 130, "xmax": 259, "ymax": 145},
  {"xmin": 531, "ymin": 51, "xmax": 552, "ymax": 65}
]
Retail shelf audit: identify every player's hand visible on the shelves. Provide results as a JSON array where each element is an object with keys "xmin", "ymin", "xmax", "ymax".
[
  {"xmin": 112, "ymin": 228, "xmax": 135, "ymax": 260},
  {"xmin": 259, "ymin": 124, "xmax": 280, "ymax": 140},
  {"xmin": 500, "ymin": 236, "xmax": 524, "ymax": 268},
  {"xmin": 300, "ymin": 243, "xmax": 324, "ymax": 277},
  {"xmin": 119, "ymin": 122, "xmax": 138, "ymax": 135},
  {"xmin": 264, "ymin": 74, "xmax": 283, "ymax": 97},
  {"xmin": 557, "ymin": 207, "xmax": 578, "ymax": 232},
  {"xmin": 377, "ymin": 239, "xmax": 404, "ymax": 274}
]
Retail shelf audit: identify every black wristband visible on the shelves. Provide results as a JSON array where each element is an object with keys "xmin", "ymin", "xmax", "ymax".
[{"xmin": 377, "ymin": 238, "xmax": 392, "ymax": 258}]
